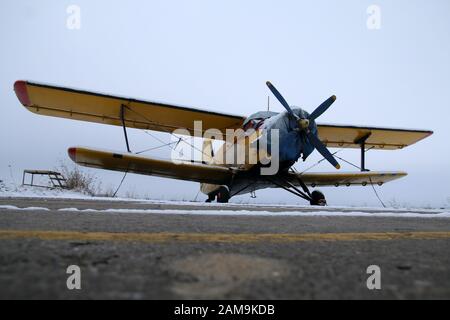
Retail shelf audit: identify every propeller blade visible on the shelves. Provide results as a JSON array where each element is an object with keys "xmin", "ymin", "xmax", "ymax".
[
  {"xmin": 307, "ymin": 131, "xmax": 340, "ymax": 169},
  {"xmin": 308, "ymin": 95, "xmax": 336, "ymax": 121},
  {"xmin": 266, "ymin": 81, "xmax": 297, "ymax": 118}
]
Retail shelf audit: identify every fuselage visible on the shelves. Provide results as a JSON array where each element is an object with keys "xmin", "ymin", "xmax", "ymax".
[{"xmin": 200, "ymin": 107, "xmax": 318, "ymax": 196}]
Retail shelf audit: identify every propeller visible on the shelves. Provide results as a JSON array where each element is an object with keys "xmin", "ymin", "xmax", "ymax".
[
  {"xmin": 309, "ymin": 95, "xmax": 336, "ymax": 121},
  {"xmin": 306, "ymin": 131, "xmax": 340, "ymax": 169},
  {"xmin": 266, "ymin": 81, "xmax": 298, "ymax": 119},
  {"xmin": 266, "ymin": 81, "xmax": 340, "ymax": 169}
]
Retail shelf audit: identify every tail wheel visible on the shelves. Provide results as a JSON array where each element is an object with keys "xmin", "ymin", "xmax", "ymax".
[
  {"xmin": 310, "ymin": 190, "xmax": 327, "ymax": 206},
  {"xmin": 216, "ymin": 186, "xmax": 230, "ymax": 203}
]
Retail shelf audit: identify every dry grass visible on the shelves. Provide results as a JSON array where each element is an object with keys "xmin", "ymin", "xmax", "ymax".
[{"xmin": 58, "ymin": 162, "xmax": 99, "ymax": 196}]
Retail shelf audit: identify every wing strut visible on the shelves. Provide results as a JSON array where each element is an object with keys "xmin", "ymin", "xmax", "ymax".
[
  {"xmin": 121, "ymin": 104, "xmax": 131, "ymax": 153},
  {"xmin": 354, "ymin": 133, "xmax": 372, "ymax": 172}
]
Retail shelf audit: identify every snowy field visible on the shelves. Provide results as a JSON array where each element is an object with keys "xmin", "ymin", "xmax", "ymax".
[
  {"xmin": 0, "ymin": 180, "xmax": 104, "ymax": 200},
  {"xmin": 1, "ymin": 205, "xmax": 450, "ymax": 218},
  {"xmin": 1, "ymin": 181, "xmax": 449, "ymax": 218}
]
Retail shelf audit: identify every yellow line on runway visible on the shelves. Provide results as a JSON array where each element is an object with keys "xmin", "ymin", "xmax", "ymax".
[{"xmin": 0, "ymin": 230, "xmax": 450, "ymax": 243}]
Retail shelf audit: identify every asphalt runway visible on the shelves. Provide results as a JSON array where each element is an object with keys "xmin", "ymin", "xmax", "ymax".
[{"xmin": 0, "ymin": 197, "xmax": 449, "ymax": 299}]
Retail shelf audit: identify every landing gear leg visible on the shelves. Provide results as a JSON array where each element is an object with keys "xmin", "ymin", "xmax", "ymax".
[{"xmin": 266, "ymin": 176, "xmax": 327, "ymax": 206}]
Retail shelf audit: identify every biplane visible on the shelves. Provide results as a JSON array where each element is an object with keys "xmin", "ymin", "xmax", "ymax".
[{"xmin": 14, "ymin": 80, "xmax": 433, "ymax": 205}]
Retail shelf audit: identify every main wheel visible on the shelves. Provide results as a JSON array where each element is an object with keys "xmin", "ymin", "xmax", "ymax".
[
  {"xmin": 205, "ymin": 194, "xmax": 215, "ymax": 203},
  {"xmin": 310, "ymin": 190, "xmax": 327, "ymax": 206},
  {"xmin": 216, "ymin": 186, "xmax": 230, "ymax": 203}
]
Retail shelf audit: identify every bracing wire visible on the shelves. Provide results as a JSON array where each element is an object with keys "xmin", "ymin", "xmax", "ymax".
[
  {"xmin": 126, "ymin": 107, "xmax": 214, "ymax": 161},
  {"xmin": 193, "ymin": 189, "xmax": 201, "ymax": 202},
  {"xmin": 299, "ymin": 149, "xmax": 344, "ymax": 174},
  {"xmin": 135, "ymin": 140, "xmax": 179, "ymax": 154},
  {"xmin": 112, "ymin": 169, "xmax": 128, "ymax": 198},
  {"xmin": 142, "ymin": 130, "xmax": 178, "ymax": 151},
  {"xmin": 118, "ymin": 105, "xmax": 388, "ymax": 207},
  {"xmin": 113, "ymin": 105, "xmax": 216, "ymax": 197},
  {"xmin": 298, "ymin": 147, "xmax": 386, "ymax": 207},
  {"xmin": 334, "ymin": 155, "xmax": 361, "ymax": 170},
  {"xmin": 369, "ymin": 177, "xmax": 386, "ymax": 208}
]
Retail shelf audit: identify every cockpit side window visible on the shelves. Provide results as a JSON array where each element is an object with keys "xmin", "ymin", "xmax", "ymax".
[{"xmin": 243, "ymin": 118, "xmax": 264, "ymax": 131}]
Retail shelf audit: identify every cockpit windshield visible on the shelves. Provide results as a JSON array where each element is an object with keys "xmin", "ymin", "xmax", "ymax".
[
  {"xmin": 243, "ymin": 118, "xmax": 264, "ymax": 131},
  {"xmin": 242, "ymin": 111, "xmax": 278, "ymax": 131}
]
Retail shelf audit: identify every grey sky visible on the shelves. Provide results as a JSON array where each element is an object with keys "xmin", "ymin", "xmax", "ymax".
[{"xmin": 1, "ymin": 0, "xmax": 449, "ymax": 207}]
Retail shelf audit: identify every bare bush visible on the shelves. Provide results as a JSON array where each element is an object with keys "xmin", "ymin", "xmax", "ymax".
[
  {"xmin": 387, "ymin": 197, "xmax": 400, "ymax": 209},
  {"xmin": 125, "ymin": 187, "xmax": 140, "ymax": 199},
  {"xmin": 58, "ymin": 162, "xmax": 99, "ymax": 196},
  {"xmin": 98, "ymin": 185, "xmax": 117, "ymax": 198}
]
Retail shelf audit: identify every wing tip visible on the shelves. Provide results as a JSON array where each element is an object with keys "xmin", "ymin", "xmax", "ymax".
[
  {"xmin": 14, "ymin": 80, "xmax": 31, "ymax": 107},
  {"xmin": 68, "ymin": 147, "xmax": 77, "ymax": 162}
]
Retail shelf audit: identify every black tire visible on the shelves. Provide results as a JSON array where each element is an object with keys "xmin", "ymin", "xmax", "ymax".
[
  {"xmin": 206, "ymin": 194, "xmax": 215, "ymax": 203},
  {"xmin": 310, "ymin": 190, "xmax": 327, "ymax": 206},
  {"xmin": 216, "ymin": 186, "xmax": 230, "ymax": 203}
]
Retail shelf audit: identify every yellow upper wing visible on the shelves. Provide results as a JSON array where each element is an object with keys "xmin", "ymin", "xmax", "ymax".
[
  {"xmin": 14, "ymin": 81, "xmax": 245, "ymax": 138},
  {"xmin": 317, "ymin": 124, "xmax": 432, "ymax": 150},
  {"xmin": 14, "ymin": 81, "xmax": 432, "ymax": 148}
]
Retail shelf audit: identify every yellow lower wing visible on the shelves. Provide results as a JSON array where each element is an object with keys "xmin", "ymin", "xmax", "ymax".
[
  {"xmin": 68, "ymin": 147, "xmax": 233, "ymax": 185},
  {"xmin": 288, "ymin": 171, "xmax": 407, "ymax": 187},
  {"xmin": 69, "ymin": 147, "xmax": 406, "ymax": 189},
  {"xmin": 317, "ymin": 124, "xmax": 432, "ymax": 150}
]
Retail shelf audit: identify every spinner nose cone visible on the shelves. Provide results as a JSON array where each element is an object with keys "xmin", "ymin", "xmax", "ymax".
[
  {"xmin": 68, "ymin": 147, "xmax": 77, "ymax": 162},
  {"xmin": 14, "ymin": 80, "xmax": 31, "ymax": 107}
]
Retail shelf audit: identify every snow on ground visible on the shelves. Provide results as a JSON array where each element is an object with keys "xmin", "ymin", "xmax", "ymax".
[
  {"xmin": 0, "ymin": 181, "xmax": 164, "ymax": 202},
  {"xmin": 1, "ymin": 181, "xmax": 449, "ymax": 217},
  {"xmin": 0, "ymin": 181, "xmax": 113, "ymax": 200},
  {"xmin": 56, "ymin": 207, "xmax": 450, "ymax": 218},
  {"xmin": 0, "ymin": 205, "xmax": 50, "ymax": 211},
  {"xmin": 0, "ymin": 180, "xmax": 9, "ymax": 193},
  {"xmin": 0, "ymin": 205, "xmax": 449, "ymax": 218}
]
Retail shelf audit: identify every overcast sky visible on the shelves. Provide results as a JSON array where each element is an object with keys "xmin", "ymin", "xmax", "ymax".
[{"xmin": 1, "ymin": 0, "xmax": 449, "ymax": 207}]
